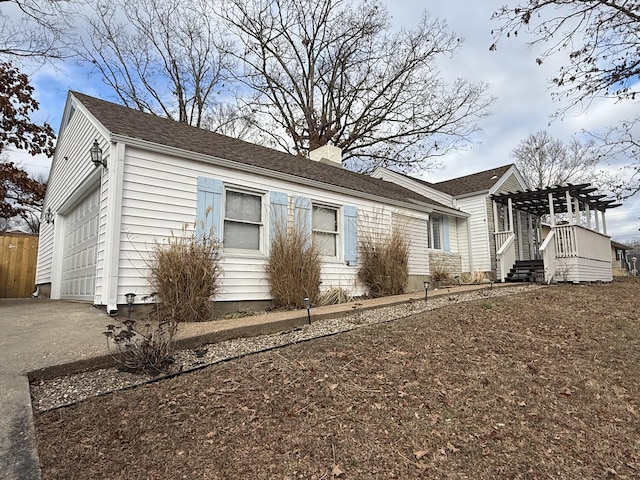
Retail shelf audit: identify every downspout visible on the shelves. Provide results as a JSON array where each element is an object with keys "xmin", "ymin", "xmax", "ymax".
[
  {"xmin": 466, "ymin": 217, "xmax": 474, "ymax": 272},
  {"xmin": 102, "ymin": 141, "xmax": 126, "ymax": 316}
]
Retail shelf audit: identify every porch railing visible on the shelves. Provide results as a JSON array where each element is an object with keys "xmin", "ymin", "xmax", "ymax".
[
  {"xmin": 494, "ymin": 231, "xmax": 512, "ymax": 252},
  {"xmin": 495, "ymin": 232, "xmax": 516, "ymax": 282},
  {"xmin": 540, "ymin": 225, "xmax": 611, "ymax": 283}
]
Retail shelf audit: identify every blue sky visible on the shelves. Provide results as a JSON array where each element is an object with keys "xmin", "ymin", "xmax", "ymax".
[{"xmin": 8, "ymin": 0, "xmax": 640, "ymax": 244}]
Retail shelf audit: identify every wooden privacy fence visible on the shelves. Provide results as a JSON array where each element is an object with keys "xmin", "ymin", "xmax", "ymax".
[{"xmin": 0, "ymin": 233, "xmax": 38, "ymax": 298}]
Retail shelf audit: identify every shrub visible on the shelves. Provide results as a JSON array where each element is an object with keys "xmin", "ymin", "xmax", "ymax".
[
  {"xmin": 147, "ymin": 226, "xmax": 223, "ymax": 323},
  {"xmin": 358, "ymin": 227, "xmax": 409, "ymax": 297},
  {"xmin": 266, "ymin": 225, "xmax": 321, "ymax": 309}
]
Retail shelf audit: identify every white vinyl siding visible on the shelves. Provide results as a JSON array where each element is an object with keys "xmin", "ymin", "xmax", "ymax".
[
  {"xmin": 393, "ymin": 213, "xmax": 429, "ymax": 276},
  {"xmin": 457, "ymin": 196, "xmax": 492, "ymax": 272},
  {"xmin": 114, "ymin": 147, "xmax": 433, "ymax": 301}
]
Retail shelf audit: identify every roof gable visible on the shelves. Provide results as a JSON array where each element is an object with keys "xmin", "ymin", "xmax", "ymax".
[
  {"xmin": 70, "ymin": 91, "xmax": 453, "ymax": 211},
  {"xmin": 433, "ymin": 164, "xmax": 515, "ymax": 197}
]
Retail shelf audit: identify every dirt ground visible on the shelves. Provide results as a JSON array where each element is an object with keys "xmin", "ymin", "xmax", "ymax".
[{"xmin": 34, "ymin": 279, "xmax": 640, "ymax": 479}]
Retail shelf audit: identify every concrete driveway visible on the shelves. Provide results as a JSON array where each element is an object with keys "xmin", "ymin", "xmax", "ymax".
[{"xmin": 0, "ymin": 299, "xmax": 113, "ymax": 480}]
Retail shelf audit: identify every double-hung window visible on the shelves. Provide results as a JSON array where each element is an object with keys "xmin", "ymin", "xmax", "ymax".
[
  {"xmin": 428, "ymin": 216, "xmax": 442, "ymax": 250},
  {"xmin": 223, "ymin": 189, "xmax": 263, "ymax": 251},
  {"xmin": 312, "ymin": 205, "xmax": 338, "ymax": 257}
]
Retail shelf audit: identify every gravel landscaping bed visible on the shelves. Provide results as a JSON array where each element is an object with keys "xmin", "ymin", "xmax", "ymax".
[{"xmin": 30, "ymin": 285, "xmax": 537, "ymax": 412}]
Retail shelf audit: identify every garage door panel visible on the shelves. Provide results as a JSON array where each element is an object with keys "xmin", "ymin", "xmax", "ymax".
[{"xmin": 61, "ymin": 189, "xmax": 99, "ymax": 300}]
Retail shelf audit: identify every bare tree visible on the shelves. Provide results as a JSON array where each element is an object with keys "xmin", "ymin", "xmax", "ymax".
[
  {"xmin": 79, "ymin": 0, "xmax": 235, "ymax": 127},
  {"xmin": 511, "ymin": 131, "xmax": 606, "ymax": 189},
  {"xmin": 200, "ymin": 103, "xmax": 259, "ymax": 142},
  {"xmin": 491, "ymin": 1, "xmax": 640, "ymax": 111},
  {"xmin": 0, "ymin": 0, "xmax": 74, "ymax": 60},
  {"xmin": 588, "ymin": 119, "xmax": 640, "ymax": 199},
  {"xmin": 491, "ymin": 1, "xmax": 640, "ymax": 198},
  {"xmin": 221, "ymin": 0, "xmax": 494, "ymax": 173}
]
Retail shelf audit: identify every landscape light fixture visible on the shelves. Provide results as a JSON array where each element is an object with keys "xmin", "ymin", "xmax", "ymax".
[
  {"xmin": 90, "ymin": 140, "xmax": 107, "ymax": 169},
  {"xmin": 43, "ymin": 207, "xmax": 54, "ymax": 225},
  {"xmin": 423, "ymin": 281, "xmax": 430, "ymax": 301},
  {"xmin": 304, "ymin": 297, "xmax": 311, "ymax": 324},
  {"xmin": 125, "ymin": 292, "xmax": 136, "ymax": 319}
]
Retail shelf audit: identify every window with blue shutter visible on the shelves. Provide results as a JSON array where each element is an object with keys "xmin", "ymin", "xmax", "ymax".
[
  {"xmin": 196, "ymin": 177, "xmax": 223, "ymax": 241},
  {"xmin": 343, "ymin": 205, "xmax": 358, "ymax": 266}
]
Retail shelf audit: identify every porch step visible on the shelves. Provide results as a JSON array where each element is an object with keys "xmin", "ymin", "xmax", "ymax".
[{"xmin": 506, "ymin": 260, "xmax": 544, "ymax": 283}]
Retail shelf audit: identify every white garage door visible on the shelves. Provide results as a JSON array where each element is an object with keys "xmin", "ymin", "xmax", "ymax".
[{"xmin": 60, "ymin": 188, "xmax": 100, "ymax": 300}]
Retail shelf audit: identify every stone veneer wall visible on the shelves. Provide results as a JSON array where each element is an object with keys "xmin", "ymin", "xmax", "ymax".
[{"xmin": 429, "ymin": 251, "xmax": 463, "ymax": 278}]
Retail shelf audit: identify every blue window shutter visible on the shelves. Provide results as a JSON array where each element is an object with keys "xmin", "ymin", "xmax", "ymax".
[
  {"xmin": 269, "ymin": 191, "xmax": 288, "ymax": 239},
  {"xmin": 196, "ymin": 177, "xmax": 223, "ymax": 241},
  {"xmin": 442, "ymin": 215, "xmax": 451, "ymax": 253},
  {"xmin": 343, "ymin": 205, "xmax": 358, "ymax": 266},
  {"xmin": 293, "ymin": 196, "xmax": 312, "ymax": 236}
]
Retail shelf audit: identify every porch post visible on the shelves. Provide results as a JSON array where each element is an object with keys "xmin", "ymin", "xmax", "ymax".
[
  {"xmin": 602, "ymin": 210, "xmax": 608, "ymax": 235},
  {"xmin": 595, "ymin": 207, "xmax": 601, "ymax": 232},
  {"xmin": 492, "ymin": 200, "xmax": 499, "ymax": 233},
  {"xmin": 528, "ymin": 214, "xmax": 535, "ymax": 259},
  {"xmin": 585, "ymin": 204, "xmax": 592, "ymax": 229},
  {"xmin": 565, "ymin": 190, "xmax": 574, "ymax": 224},
  {"xmin": 548, "ymin": 192, "xmax": 556, "ymax": 227},
  {"xmin": 507, "ymin": 198, "xmax": 514, "ymax": 232},
  {"xmin": 574, "ymin": 198, "xmax": 581, "ymax": 226},
  {"xmin": 516, "ymin": 210, "xmax": 523, "ymax": 260}
]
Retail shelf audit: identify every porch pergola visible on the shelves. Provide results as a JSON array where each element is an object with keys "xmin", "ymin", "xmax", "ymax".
[{"xmin": 490, "ymin": 184, "xmax": 621, "ymax": 283}]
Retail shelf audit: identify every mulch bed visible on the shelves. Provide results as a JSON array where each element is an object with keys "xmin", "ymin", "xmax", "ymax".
[{"xmin": 34, "ymin": 279, "xmax": 640, "ymax": 479}]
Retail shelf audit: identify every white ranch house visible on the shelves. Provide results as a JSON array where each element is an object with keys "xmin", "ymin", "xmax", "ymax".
[
  {"xmin": 37, "ymin": 92, "xmax": 465, "ymax": 314},
  {"xmin": 36, "ymin": 92, "xmax": 620, "ymax": 314}
]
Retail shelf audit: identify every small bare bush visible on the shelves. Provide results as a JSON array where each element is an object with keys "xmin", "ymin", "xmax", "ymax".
[
  {"xmin": 430, "ymin": 260, "xmax": 452, "ymax": 285},
  {"xmin": 104, "ymin": 313, "xmax": 175, "ymax": 375},
  {"xmin": 148, "ymin": 226, "xmax": 223, "ymax": 323},
  {"xmin": 266, "ymin": 226, "xmax": 321, "ymax": 309},
  {"xmin": 358, "ymin": 227, "xmax": 409, "ymax": 297}
]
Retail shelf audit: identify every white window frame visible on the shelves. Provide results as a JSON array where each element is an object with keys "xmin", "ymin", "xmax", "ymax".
[
  {"xmin": 222, "ymin": 187, "xmax": 265, "ymax": 253},
  {"xmin": 312, "ymin": 203, "xmax": 341, "ymax": 259},
  {"xmin": 428, "ymin": 216, "xmax": 443, "ymax": 251}
]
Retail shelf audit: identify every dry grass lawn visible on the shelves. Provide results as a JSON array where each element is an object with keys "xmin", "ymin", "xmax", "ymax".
[{"xmin": 35, "ymin": 279, "xmax": 640, "ymax": 479}]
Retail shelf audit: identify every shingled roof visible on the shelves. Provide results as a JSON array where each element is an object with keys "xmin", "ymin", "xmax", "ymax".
[
  {"xmin": 432, "ymin": 164, "xmax": 514, "ymax": 197},
  {"xmin": 72, "ymin": 91, "xmax": 455, "ymax": 212}
]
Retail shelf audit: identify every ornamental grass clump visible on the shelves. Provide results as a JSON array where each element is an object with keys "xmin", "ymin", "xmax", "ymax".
[
  {"xmin": 358, "ymin": 227, "xmax": 409, "ymax": 297},
  {"xmin": 148, "ymin": 226, "xmax": 223, "ymax": 323},
  {"xmin": 266, "ymin": 225, "xmax": 321, "ymax": 309}
]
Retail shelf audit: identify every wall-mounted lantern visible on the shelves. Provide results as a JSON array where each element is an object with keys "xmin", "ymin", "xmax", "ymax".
[
  {"xmin": 43, "ymin": 207, "xmax": 55, "ymax": 225},
  {"xmin": 90, "ymin": 140, "xmax": 107, "ymax": 169}
]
